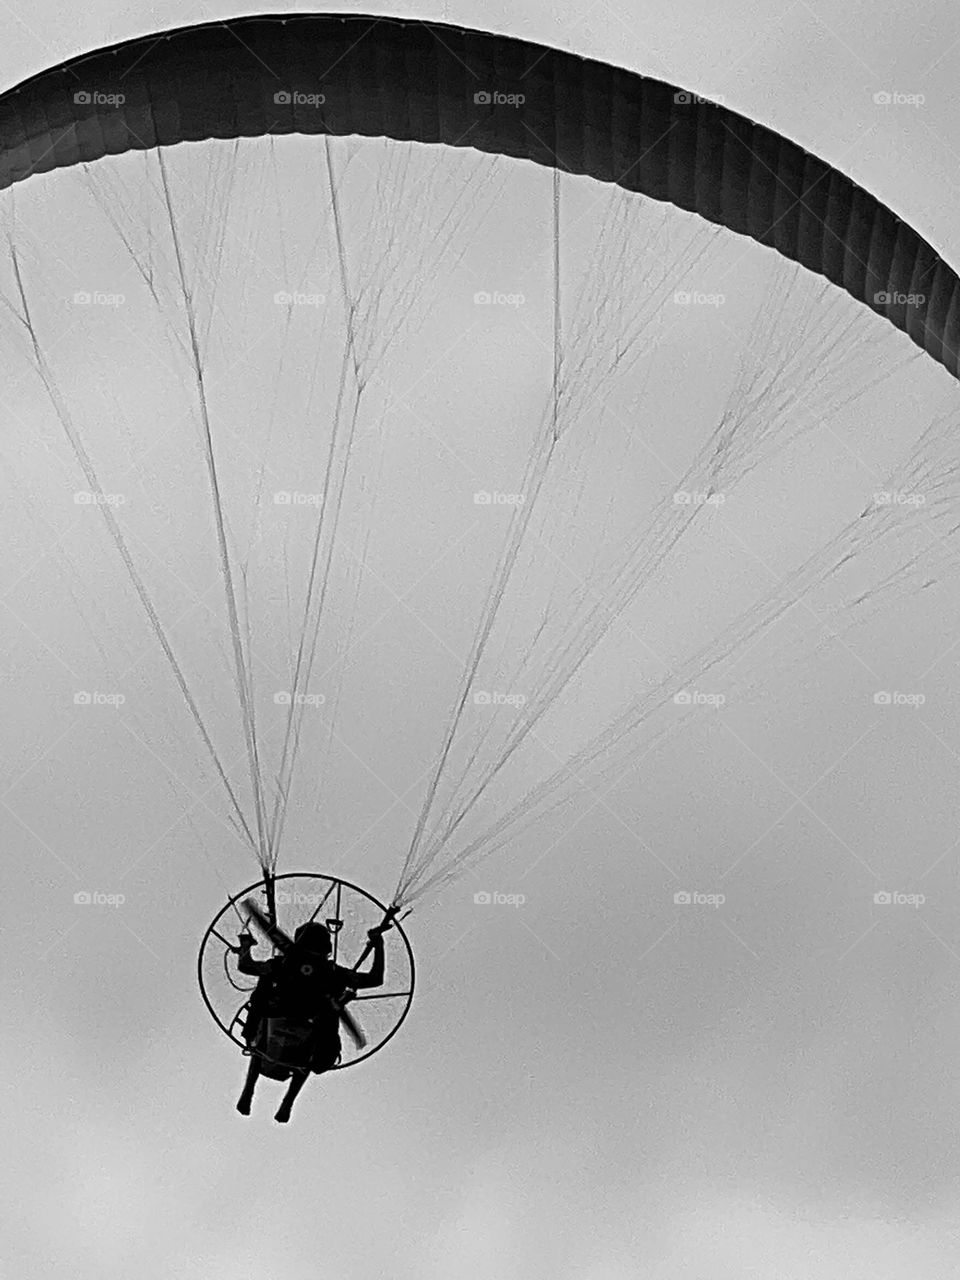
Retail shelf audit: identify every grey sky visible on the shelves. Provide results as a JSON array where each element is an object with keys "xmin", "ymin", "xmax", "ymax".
[{"xmin": 2, "ymin": 4, "xmax": 960, "ymax": 1280}]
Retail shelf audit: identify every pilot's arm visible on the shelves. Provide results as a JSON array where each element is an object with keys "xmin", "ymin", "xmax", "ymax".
[
  {"xmin": 236, "ymin": 932, "xmax": 274, "ymax": 977},
  {"xmin": 348, "ymin": 929, "xmax": 386, "ymax": 989}
]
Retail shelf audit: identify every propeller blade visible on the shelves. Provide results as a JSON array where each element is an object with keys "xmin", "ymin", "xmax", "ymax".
[
  {"xmin": 243, "ymin": 898, "xmax": 294, "ymax": 953},
  {"xmin": 336, "ymin": 1002, "xmax": 366, "ymax": 1049}
]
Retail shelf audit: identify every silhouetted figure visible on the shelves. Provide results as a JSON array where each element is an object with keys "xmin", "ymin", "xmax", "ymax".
[{"xmin": 235, "ymin": 919, "xmax": 388, "ymax": 1122}]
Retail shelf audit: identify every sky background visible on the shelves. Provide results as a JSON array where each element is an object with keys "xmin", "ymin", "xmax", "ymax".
[{"xmin": 3, "ymin": 3, "xmax": 960, "ymax": 1278}]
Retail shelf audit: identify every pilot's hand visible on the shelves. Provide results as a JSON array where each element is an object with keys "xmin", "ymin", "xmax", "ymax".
[
  {"xmin": 236, "ymin": 931, "xmax": 255, "ymax": 951},
  {"xmin": 368, "ymin": 906, "xmax": 399, "ymax": 941}
]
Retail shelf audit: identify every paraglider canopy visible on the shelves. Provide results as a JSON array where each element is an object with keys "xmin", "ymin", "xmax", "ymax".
[
  {"xmin": 1, "ymin": 14, "xmax": 957, "ymax": 1100},
  {"xmin": 0, "ymin": 13, "xmax": 955, "ymax": 378}
]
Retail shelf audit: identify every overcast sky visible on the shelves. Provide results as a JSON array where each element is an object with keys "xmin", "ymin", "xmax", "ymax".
[{"xmin": 3, "ymin": 3, "xmax": 960, "ymax": 1279}]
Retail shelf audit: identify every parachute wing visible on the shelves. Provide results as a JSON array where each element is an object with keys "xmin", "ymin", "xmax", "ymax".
[{"xmin": 0, "ymin": 14, "xmax": 955, "ymax": 377}]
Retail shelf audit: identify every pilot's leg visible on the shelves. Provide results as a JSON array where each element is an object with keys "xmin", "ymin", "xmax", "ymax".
[
  {"xmin": 236, "ymin": 1054, "xmax": 261, "ymax": 1115},
  {"xmin": 274, "ymin": 1068, "xmax": 309, "ymax": 1123}
]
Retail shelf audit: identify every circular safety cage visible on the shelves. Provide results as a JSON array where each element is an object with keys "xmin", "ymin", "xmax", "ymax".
[{"xmin": 198, "ymin": 872, "xmax": 415, "ymax": 1071}]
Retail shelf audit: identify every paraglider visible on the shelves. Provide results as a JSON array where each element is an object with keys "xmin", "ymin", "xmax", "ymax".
[
  {"xmin": 199, "ymin": 875, "xmax": 416, "ymax": 1121},
  {"xmin": 232, "ymin": 899, "xmax": 396, "ymax": 1122},
  {"xmin": 0, "ymin": 13, "xmax": 958, "ymax": 1130}
]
